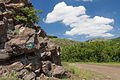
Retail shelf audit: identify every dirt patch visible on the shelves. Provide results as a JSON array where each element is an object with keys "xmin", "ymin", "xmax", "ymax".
[{"xmin": 70, "ymin": 63, "xmax": 120, "ymax": 80}]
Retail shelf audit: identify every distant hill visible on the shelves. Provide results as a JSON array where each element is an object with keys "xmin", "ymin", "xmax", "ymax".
[
  {"xmin": 50, "ymin": 37, "xmax": 120, "ymax": 62},
  {"xmin": 49, "ymin": 37, "xmax": 120, "ymax": 45},
  {"xmin": 49, "ymin": 38, "xmax": 80, "ymax": 47},
  {"xmin": 86, "ymin": 38, "xmax": 111, "ymax": 42},
  {"xmin": 111, "ymin": 37, "xmax": 120, "ymax": 42}
]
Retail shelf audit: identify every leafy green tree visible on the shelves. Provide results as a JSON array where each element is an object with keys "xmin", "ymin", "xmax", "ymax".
[
  {"xmin": 51, "ymin": 38, "xmax": 120, "ymax": 62},
  {"xmin": 47, "ymin": 35, "xmax": 58, "ymax": 38}
]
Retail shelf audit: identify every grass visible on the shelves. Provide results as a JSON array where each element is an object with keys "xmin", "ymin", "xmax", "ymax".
[
  {"xmin": 0, "ymin": 77, "xmax": 8, "ymax": 80},
  {"xmin": 49, "ymin": 38, "xmax": 80, "ymax": 47},
  {"xmin": 62, "ymin": 62, "xmax": 113, "ymax": 80},
  {"xmin": 0, "ymin": 71, "xmax": 22, "ymax": 80},
  {"xmin": 92, "ymin": 62, "xmax": 120, "ymax": 67},
  {"xmin": 76, "ymin": 62, "xmax": 120, "ymax": 67},
  {"xmin": 0, "ymin": 77, "xmax": 22, "ymax": 80}
]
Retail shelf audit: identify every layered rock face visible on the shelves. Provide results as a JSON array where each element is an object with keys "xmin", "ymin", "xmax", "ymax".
[{"xmin": 0, "ymin": 0, "xmax": 70, "ymax": 79}]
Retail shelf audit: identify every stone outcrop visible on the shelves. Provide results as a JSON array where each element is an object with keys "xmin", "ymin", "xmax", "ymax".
[{"xmin": 0, "ymin": 0, "xmax": 70, "ymax": 80}]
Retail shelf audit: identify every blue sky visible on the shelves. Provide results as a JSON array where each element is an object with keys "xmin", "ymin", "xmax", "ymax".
[{"xmin": 30, "ymin": 0, "xmax": 120, "ymax": 41}]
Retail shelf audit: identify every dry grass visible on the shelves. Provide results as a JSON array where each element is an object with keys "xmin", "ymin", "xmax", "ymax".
[{"xmin": 62, "ymin": 62, "xmax": 113, "ymax": 80}]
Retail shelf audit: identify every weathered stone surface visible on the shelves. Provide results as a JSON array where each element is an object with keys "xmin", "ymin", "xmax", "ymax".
[
  {"xmin": 42, "ymin": 61, "xmax": 52, "ymax": 77},
  {"xmin": 23, "ymin": 72, "xmax": 36, "ymax": 80},
  {"xmin": 8, "ymin": 62, "xmax": 24, "ymax": 71},
  {"xmin": 38, "ymin": 74, "xmax": 59, "ymax": 80},
  {"xmin": 38, "ymin": 73, "xmax": 49, "ymax": 80},
  {"xmin": 52, "ymin": 66, "xmax": 66, "ymax": 78},
  {"xmin": 0, "ymin": 21, "xmax": 7, "ymax": 45},
  {"xmin": 24, "ymin": 58, "xmax": 42, "ymax": 71},
  {"xmin": 6, "ymin": 3, "xmax": 25, "ymax": 7},
  {"xmin": 0, "ymin": 50, "xmax": 9, "ymax": 61},
  {"xmin": 0, "ymin": 0, "xmax": 11, "ymax": 3},
  {"xmin": 49, "ymin": 77, "xmax": 60, "ymax": 80},
  {"xmin": 0, "ymin": 0, "xmax": 70, "ymax": 79},
  {"xmin": 18, "ymin": 69, "xmax": 29, "ymax": 77},
  {"xmin": 52, "ymin": 66, "xmax": 70, "ymax": 78},
  {"xmin": 2, "ymin": 11, "xmax": 13, "ymax": 15},
  {"xmin": 10, "ymin": 0, "xmax": 29, "ymax": 3}
]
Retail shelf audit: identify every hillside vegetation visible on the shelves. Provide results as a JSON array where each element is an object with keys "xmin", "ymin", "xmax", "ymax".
[{"xmin": 50, "ymin": 38, "xmax": 120, "ymax": 62}]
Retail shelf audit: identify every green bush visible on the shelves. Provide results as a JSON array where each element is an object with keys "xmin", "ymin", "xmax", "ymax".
[
  {"xmin": 51, "ymin": 38, "xmax": 120, "ymax": 62},
  {"xmin": 14, "ymin": 7, "xmax": 43, "ymax": 27},
  {"xmin": 47, "ymin": 35, "xmax": 58, "ymax": 38}
]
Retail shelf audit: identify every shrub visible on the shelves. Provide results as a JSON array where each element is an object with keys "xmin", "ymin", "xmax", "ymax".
[
  {"xmin": 47, "ymin": 35, "xmax": 58, "ymax": 38},
  {"xmin": 14, "ymin": 7, "xmax": 43, "ymax": 27},
  {"xmin": 51, "ymin": 38, "xmax": 120, "ymax": 62}
]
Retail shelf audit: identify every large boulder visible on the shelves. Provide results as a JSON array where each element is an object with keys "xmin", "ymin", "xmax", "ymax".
[
  {"xmin": 0, "ymin": 0, "xmax": 70, "ymax": 80},
  {"xmin": 52, "ymin": 65, "xmax": 70, "ymax": 78}
]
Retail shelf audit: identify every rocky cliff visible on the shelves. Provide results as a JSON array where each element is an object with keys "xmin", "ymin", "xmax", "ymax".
[{"xmin": 0, "ymin": 0, "xmax": 70, "ymax": 80}]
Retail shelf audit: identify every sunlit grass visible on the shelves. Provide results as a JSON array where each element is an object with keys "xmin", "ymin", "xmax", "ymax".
[
  {"xmin": 62, "ymin": 62, "xmax": 113, "ymax": 80},
  {"xmin": 76, "ymin": 62, "xmax": 120, "ymax": 67}
]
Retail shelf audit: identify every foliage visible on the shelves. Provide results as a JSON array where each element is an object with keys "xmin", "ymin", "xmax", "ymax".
[
  {"xmin": 14, "ymin": 7, "xmax": 43, "ymax": 26},
  {"xmin": 50, "ymin": 38, "xmax": 120, "ymax": 62},
  {"xmin": 47, "ymin": 35, "xmax": 58, "ymax": 38}
]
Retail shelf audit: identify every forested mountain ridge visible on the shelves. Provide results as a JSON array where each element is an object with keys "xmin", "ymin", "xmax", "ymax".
[
  {"xmin": 86, "ymin": 38, "xmax": 111, "ymax": 42},
  {"xmin": 50, "ymin": 37, "xmax": 120, "ymax": 62}
]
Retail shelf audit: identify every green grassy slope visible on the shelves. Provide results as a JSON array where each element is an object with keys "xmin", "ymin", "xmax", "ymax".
[
  {"xmin": 49, "ymin": 38, "xmax": 80, "ymax": 47},
  {"xmin": 86, "ymin": 38, "xmax": 111, "ymax": 42}
]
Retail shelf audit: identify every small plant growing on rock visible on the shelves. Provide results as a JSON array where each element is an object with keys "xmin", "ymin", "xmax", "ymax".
[{"xmin": 14, "ymin": 7, "xmax": 43, "ymax": 27}]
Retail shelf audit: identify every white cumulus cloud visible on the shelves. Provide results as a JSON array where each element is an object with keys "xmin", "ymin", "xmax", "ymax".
[{"xmin": 45, "ymin": 2, "xmax": 114, "ymax": 37}]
